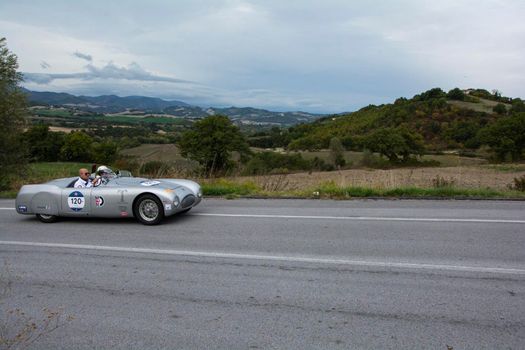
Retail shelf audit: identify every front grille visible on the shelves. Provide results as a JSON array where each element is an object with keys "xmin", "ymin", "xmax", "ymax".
[{"xmin": 181, "ymin": 194, "xmax": 196, "ymax": 208}]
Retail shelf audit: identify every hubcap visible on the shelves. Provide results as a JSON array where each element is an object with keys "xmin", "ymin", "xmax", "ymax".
[{"xmin": 139, "ymin": 199, "xmax": 159, "ymax": 222}]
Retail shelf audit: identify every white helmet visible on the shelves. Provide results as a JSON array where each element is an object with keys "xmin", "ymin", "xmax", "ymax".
[{"xmin": 96, "ymin": 165, "xmax": 111, "ymax": 175}]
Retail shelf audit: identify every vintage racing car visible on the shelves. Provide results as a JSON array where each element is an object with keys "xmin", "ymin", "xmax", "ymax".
[{"xmin": 15, "ymin": 167, "xmax": 202, "ymax": 225}]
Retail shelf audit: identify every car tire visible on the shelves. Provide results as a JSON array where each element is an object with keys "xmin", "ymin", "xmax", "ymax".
[
  {"xmin": 36, "ymin": 214, "xmax": 59, "ymax": 223},
  {"xmin": 134, "ymin": 194, "xmax": 164, "ymax": 225}
]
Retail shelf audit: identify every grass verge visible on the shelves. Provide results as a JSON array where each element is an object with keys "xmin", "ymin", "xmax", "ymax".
[{"xmin": 202, "ymin": 180, "xmax": 525, "ymax": 199}]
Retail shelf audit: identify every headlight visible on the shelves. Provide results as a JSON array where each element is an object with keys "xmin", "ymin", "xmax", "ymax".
[
  {"xmin": 173, "ymin": 196, "xmax": 180, "ymax": 207},
  {"xmin": 197, "ymin": 188, "xmax": 203, "ymax": 198}
]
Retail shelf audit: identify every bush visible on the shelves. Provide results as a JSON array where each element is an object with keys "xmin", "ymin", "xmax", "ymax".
[
  {"xmin": 242, "ymin": 152, "xmax": 312, "ymax": 175},
  {"xmin": 432, "ymin": 175, "xmax": 456, "ymax": 188},
  {"xmin": 493, "ymin": 103, "xmax": 507, "ymax": 115},
  {"xmin": 511, "ymin": 175, "xmax": 525, "ymax": 192},
  {"xmin": 360, "ymin": 150, "xmax": 391, "ymax": 169}
]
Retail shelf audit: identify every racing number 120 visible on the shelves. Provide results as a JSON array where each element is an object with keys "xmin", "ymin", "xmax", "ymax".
[{"xmin": 70, "ymin": 198, "xmax": 83, "ymax": 205}]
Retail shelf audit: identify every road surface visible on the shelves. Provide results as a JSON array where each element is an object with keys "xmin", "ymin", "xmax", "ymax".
[{"xmin": 0, "ymin": 198, "xmax": 524, "ymax": 349}]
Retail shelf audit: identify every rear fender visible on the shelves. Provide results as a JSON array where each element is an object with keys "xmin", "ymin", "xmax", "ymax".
[{"xmin": 31, "ymin": 192, "xmax": 59, "ymax": 215}]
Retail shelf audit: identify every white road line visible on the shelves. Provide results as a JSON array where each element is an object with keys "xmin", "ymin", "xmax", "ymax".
[
  {"xmin": 1, "ymin": 206, "xmax": 524, "ymax": 223},
  {"xmin": 1, "ymin": 240, "xmax": 524, "ymax": 275},
  {"xmin": 192, "ymin": 213, "xmax": 525, "ymax": 224}
]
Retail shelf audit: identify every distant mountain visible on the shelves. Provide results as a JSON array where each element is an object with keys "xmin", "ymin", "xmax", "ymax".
[
  {"xmin": 24, "ymin": 89, "xmax": 190, "ymax": 113},
  {"xmin": 208, "ymin": 107, "xmax": 319, "ymax": 125},
  {"xmin": 23, "ymin": 89, "xmax": 322, "ymax": 126}
]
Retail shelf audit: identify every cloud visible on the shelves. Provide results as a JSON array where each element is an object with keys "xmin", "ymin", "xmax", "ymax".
[
  {"xmin": 5, "ymin": 1, "xmax": 525, "ymax": 112},
  {"xmin": 73, "ymin": 51, "xmax": 92, "ymax": 62},
  {"xmin": 23, "ymin": 62, "xmax": 195, "ymax": 85}
]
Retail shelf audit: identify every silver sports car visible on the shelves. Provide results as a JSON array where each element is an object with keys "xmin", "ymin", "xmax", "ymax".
[{"xmin": 15, "ymin": 167, "xmax": 202, "ymax": 225}]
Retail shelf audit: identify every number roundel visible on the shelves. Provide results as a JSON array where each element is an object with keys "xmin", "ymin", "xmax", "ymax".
[{"xmin": 68, "ymin": 191, "xmax": 85, "ymax": 211}]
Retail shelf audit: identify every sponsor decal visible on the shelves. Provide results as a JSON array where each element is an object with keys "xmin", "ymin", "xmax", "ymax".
[
  {"xmin": 95, "ymin": 196, "xmax": 105, "ymax": 207},
  {"xmin": 140, "ymin": 180, "xmax": 161, "ymax": 187},
  {"xmin": 18, "ymin": 205, "xmax": 27, "ymax": 213},
  {"xmin": 68, "ymin": 191, "xmax": 85, "ymax": 211},
  {"xmin": 165, "ymin": 204, "xmax": 172, "ymax": 211},
  {"xmin": 119, "ymin": 206, "xmax": 128, "ymax": 217}
]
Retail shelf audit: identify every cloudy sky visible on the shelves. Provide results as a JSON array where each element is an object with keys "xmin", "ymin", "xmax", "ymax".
[{"xmin": 1, "ymin": 0, "xmax": 524, "ymax": 113}]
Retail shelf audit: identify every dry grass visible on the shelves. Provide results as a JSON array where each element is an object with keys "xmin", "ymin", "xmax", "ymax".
[
  {"xmin": 120, "ymin": 144, "xmax": 183, "ymax": 162},
  {"xmin": 228, "ymin": 166, "xmax": 525, "ymax": 191}
]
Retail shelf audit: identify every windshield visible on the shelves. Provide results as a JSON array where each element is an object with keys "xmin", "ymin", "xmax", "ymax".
[{"xmin": 94, "ymin": 166, "xmax": 117, "ymax": 186}]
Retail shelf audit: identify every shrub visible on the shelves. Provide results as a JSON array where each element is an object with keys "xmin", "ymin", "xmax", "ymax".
[
  {"xmin": 242, "ymin": 152, "xmax": 312, "ymax": 175},
  {"xmin": 493, "ymin": 103, "xmax": 507, "ymax": 115},
  {"xmin": 432, "ymin": 175, "xmax": 456, "ymax": 188},
  {"xmin": 511, "ymin": 175, "xmax": 525, "ymax": 192}
]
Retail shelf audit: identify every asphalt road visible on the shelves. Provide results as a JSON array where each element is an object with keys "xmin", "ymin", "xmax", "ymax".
[{"xmin": 0, "ymin": 198, "xmax": 524, "ymax": 349}]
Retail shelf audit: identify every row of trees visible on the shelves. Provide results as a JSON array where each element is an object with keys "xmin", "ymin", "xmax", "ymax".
[{"xmin": 23, "ymin": 125, "xmax": 118, "ymax": 164}]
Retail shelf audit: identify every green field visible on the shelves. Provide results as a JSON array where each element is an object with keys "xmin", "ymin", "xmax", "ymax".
[
  {"xmin": 33, "ymin": 109, "xmax": 74, "ymax": 118},
  {"xmin": 32, "ymin": 108, "xmax": 192, "ymax": 126}
]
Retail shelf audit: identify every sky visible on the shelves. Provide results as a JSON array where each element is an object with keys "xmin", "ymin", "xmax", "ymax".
[{"xmin": 1, "ymin": 0, "xmax": 524, "ymax": 113}]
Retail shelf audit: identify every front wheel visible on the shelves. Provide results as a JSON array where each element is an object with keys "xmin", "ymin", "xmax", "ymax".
[
  {"xmin": 36, "ymin": 214, "xmax": 58, "ymax": 223},
  {"xmin": 134, "ymin": 194, "xmax": 164, "ymax": 225}
]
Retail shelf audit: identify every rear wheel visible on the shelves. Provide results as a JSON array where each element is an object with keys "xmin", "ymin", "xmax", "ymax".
[
  {"xmin": 36, "ymin": 214, "xmax": 58, "ymax": 223},
  {"xmin": 134, "ymin": 194, "xmax": 164, "ymax": 225}
]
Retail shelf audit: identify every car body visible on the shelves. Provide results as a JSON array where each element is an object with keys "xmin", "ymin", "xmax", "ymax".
[{"xmin": 15, "ymin": 169, "xmax": 202, "ymax": 225}]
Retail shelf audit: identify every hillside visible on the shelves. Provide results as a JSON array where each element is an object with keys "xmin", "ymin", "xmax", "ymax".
[{"xmin": 255, "ymin": 88, "xmax": 524, "ymax": 155}]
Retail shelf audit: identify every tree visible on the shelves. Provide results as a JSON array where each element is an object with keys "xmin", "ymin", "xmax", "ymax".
[
  {"xmin": 0, "ymin": 38, "xmax": 28, "ymax": 190},
  {"xmin": 178, "ymin": 115, "xmax": 251, "ymax": 176},
  {"xmin": 91, "ymin": 140, "xmax": 118, "ymax": 164},
  {"xmin": 60, "ymin": 131, "xmax": 93, "ymax": 162},
  {"xmin": 447, "ymin": 88, "xmax": 465, "ymax": 101},
  {"xmin": 23, "ymin": 125, "xmax": 66, "ymax": 162},
  {"xmin": 329, "ymin": 137, "xmax": 346, "ymax": 168},
  {"xmin": 416, "ymin": 88, "xmax": 446, "ymax": 101},
  {"xmin": 478, "ymin": 113, "xmax": 525, "ymax": 161},
  {"xmin": 363, "ymin": 128, "xmax": 424, "ymax": 162}
]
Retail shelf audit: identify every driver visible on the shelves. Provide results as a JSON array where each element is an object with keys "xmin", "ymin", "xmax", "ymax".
[
  {"xmin": 92, "ymin": 165, "xmax": 114, "ymax": 187},
  {"xmin": 74, "ymin": 168, "xmax": 93, "ymax": 188}
]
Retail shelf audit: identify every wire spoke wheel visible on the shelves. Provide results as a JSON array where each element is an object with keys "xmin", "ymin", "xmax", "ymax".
[
  {"xmin": 139, "ymin": 199, "xmax": 159, "ymax": 221},
  {"xmin": 134, "ymin": 194, "xmax": 164, "ymax": 225}
]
